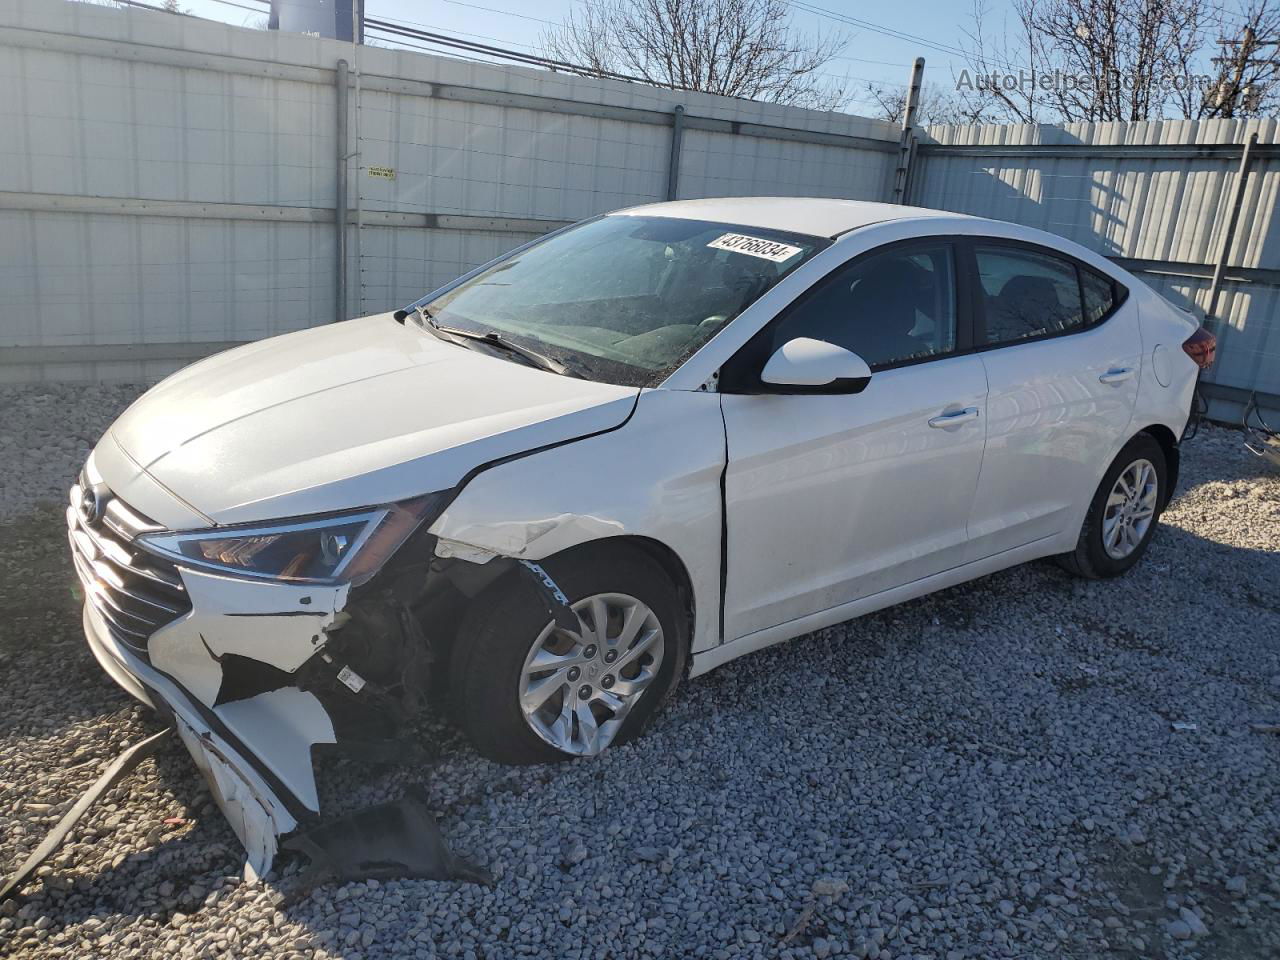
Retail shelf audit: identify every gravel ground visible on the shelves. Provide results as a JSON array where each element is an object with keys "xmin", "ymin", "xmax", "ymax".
[{"xmin": 2, "ymin": 382, "xmax": 1279, "ymax": 960}]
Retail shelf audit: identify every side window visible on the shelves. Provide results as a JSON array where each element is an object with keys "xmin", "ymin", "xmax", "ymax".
[
  {"xmin": 975, "ymin": 246, "xmax": 1084, "ymax": 345},
  {"xmin": 771, "ymin": 243, "xmax": 958, "ymax": 369},
  {"xmin": 1081, "ymin": 267, "xmax": 1116, "ymax": 323}
]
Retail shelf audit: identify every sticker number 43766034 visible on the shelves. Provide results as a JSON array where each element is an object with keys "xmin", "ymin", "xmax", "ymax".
[{"xmin": 707, "ymin": 233, "xmax": 803, "ymax": 263}]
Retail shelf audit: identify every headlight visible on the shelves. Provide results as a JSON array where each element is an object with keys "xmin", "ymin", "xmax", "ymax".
[{"xmin": 137, "ymin": 494, "xmax": 447, "ymax": 585}]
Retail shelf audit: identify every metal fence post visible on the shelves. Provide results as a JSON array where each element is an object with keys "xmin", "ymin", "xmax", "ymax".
[
  {"xmin": 891, "ymin": 57, "xmax": 925, "ymax": 204},
  {"xmin": 335, "ymin": 59, "xmax": 349, "ymax": 323},
  {"xmin": 666, "ymin": 105, "xmax": 685, "ymax": 201},
  {"xmin": 1205, "ymin": 131, "xmax": 1259, "ymax": 323}
]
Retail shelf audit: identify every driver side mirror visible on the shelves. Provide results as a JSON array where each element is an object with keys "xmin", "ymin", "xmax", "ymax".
[{"xmin": 759, "ymin": 337, "xmax": 872, "ymax": 394}]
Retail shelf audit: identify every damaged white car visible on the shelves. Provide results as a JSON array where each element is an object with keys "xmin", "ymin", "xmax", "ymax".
[{"xmin": 67, "ymin": 198, "xmax": 1213, "ymax": 877}]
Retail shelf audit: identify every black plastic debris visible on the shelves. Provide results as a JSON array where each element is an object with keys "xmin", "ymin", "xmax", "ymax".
[
  {"xmin": 1, "ymin": 727, "xmax": 172, "ymax": 901},
  {"xmin": 281, "ymin": 788, "xmax": 490, "ymax": 899}
]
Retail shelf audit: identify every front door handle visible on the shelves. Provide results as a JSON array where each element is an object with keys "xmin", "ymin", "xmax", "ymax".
[
  {"xmin": 928, "ymin": 406, "xmax": 980, "ymax": 428},
  {"xmin": 1099, "ymin": 366, "xmax": 1136, "ymax": 384}
]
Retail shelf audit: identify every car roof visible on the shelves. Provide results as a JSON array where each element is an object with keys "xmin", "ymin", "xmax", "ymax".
[{"xmin": 610, "ymin": 197, "xmax": 974, "ymax": 239}]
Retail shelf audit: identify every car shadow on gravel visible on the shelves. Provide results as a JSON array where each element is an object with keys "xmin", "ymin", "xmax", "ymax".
[{"xmin": 1096, "ymin": 837, "xmax": 1272, "ymax": 960}]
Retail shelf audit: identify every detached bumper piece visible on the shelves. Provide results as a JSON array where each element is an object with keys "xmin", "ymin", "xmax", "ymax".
[
  {"xmin": 280, "ymin": 788, "xmax": 490, "ymax": 903},
  {"xmin": 82, "ymin": 601, "xmax": 310, "ymax": 879},
  {"xmin": 67, "ymin": 602, "xmax": 489, "ymax": 889}
]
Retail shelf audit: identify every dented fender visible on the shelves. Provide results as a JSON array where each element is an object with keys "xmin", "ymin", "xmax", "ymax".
[
  {"xmin": 433, "ymin": 513, "xmax": 626, "ymax": 560},
  {"xmin": 427, "ymin": 390, "xmax": 726, "ymax": 653}
]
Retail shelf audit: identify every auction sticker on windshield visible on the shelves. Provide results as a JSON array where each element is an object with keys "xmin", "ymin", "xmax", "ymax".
[{"xmin": 707, "ymin": 233, "xmax": 804, "ymax": 262}]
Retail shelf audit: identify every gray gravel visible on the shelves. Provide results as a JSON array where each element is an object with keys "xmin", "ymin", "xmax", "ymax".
[{"xmin": 2, "ymin": 382, "xmax": 1279, "ymax": 960}]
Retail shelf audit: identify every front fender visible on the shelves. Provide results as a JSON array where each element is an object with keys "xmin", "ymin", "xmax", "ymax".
[{"xmin": 428, "ymin": 389, "xmax": 726, "ymax": 653}]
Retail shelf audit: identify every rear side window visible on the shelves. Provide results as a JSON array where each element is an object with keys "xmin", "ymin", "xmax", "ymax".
[
  {"xmin": 975, "ymin": 246, "xmax": 1084, "ymax": 344},
  {"xmin": 1081, "ymin": 268, "xmax": 1116, "ymax": 323}
]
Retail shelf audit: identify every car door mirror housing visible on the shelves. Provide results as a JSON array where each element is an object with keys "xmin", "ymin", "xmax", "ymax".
[{"xmin": 757, "ymin": 337, "xmax": 872, "ymax": 394}]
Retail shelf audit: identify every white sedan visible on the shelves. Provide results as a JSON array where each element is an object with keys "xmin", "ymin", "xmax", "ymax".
[{"xmin": 69, "ymin": 198, "xmax": 1214, "ymax": 873}]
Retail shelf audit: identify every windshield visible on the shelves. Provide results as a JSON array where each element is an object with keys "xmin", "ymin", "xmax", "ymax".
[{"xmin": 417, "ymin": 215, "xmax": 827, "ymax": 386}]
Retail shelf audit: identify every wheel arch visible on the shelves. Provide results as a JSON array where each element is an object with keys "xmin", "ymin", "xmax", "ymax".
[
  {"xmin": 605, "ymin": 535, "xmax": 697, "ymax": 651},
  {"xmin": 493, "ymin": 535, "xmax": 696, "ymax": 649},
  {"xmin": 421, "ymin": 533, "xmax": 698, "ymax": 684},
  {"xmin": 1135, "ymin": 422, "xmax": 1180, "ymax": 509}
]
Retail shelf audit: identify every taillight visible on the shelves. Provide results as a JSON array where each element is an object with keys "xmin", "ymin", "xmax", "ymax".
[{"xmin": 1182, "ymin": 326, "xmax": 1216, "ymax": 370}]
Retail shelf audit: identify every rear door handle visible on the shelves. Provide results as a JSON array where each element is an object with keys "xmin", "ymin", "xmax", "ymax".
[
  {"xmin": 1099, "ymin": 367, "xmax": 1135, "ymax": 384},
  {"xmin": 928, "ymin": 406, "xmax": 980, "ymax": 428}
]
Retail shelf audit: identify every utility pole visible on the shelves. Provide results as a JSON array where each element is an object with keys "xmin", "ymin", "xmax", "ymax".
[
  {"xmin": 891, "ymin": 58, "xmax": 925, "ymax": 205},
  {"xmin": 1212, "ymin": 25, "xmax": 1280, "ymax": 117}
]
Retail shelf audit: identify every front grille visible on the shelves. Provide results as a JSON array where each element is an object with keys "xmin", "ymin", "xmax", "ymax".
[{"xmin": 67, "ymin": 479, "xmax": 191, "ymax": 656}]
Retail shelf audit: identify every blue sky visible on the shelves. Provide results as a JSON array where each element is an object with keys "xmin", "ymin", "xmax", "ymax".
[{"xmin": 173, "ymin": 0, "xmax": 1000, "ymax": 114}]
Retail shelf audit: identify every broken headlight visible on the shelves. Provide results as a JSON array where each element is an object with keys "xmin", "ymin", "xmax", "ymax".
[{"xmin": 136, "ymin": 494, "xmax": 446, "ymax": 585}]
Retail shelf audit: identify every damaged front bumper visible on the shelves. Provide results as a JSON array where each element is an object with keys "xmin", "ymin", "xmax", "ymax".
[
  {"xmin": 67, "ymin": 477, "xmax": 388, "ymax": 879},
  {"xmin": 66, "ymin": 469, "xmax": 566, "ymax": 884}
]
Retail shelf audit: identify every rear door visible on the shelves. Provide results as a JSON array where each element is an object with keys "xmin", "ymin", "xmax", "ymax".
[{"xmin": 964, "ymin": 241, "xmax": 1141, "ymax": 559}]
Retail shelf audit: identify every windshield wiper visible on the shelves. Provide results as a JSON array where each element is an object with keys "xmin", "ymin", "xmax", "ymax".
[{"xmin": 412, "ymin": 305, "xmax": 575, "ymax": 377}]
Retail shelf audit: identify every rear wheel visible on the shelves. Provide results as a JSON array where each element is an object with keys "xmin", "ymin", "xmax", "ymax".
[
  {"xmin": 449, "ymin": 543, "xmax": 687, "ymax": 764},
  {"xmin": 1057, "ymin": 433, "xmax": 1166, "ymax": 579}
]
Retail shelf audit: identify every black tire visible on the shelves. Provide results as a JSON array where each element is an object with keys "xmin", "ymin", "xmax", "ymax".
[
  {"xmin": 1056, "ymin": 433, "xmax": 1167, "ymax": 579},
  {"xmin": 448, "ymin": 541, "xmax": 688, "ymax": 765}
]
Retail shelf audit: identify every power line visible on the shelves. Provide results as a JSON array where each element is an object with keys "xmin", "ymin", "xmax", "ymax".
[
  {"xmin": 366, "ymin": 10, "xmax": 906, "ymax": 89},
  {"xmin": 89, "ymin": 0, "xmax": 912, "ymax": 101},
  {"xmin": 786, "ymin": 0, "xmax": 1030, "ymax": 75},
  {"xmin": 364, "ymin": 34, "xmax": 512, "ymax": 67},
  {"xmin": 435, "ymin": 0, "xmax": 560, "ymax": 28},
  {"xmin": 363, "ymin": 10, "xmax": 544, "ymax": 52},
  {"xmin": 367, "ymin": 15, "xmax": 910, "ymax": 96},
  {"xmin": 365, "ymin": 17, "xmax": 667, "ymax": 86},
  {"xmin": 786, "ymin": 0, "xmax": 970, "ymax": 60}
]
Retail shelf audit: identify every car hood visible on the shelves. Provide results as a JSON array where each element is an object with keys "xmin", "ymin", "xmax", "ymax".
[{"xmin": 101, "ymin": 314, "xmax": 639, "ymax": 527}]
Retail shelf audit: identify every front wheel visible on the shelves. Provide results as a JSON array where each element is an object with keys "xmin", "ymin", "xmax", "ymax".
[
  {"xmin": 1057, "ymin": 433, "xmax": 1167, "ymax": 579},
  {"xmin": 448, "ymin": 543, "xmax": 688, "ymax": 764}
]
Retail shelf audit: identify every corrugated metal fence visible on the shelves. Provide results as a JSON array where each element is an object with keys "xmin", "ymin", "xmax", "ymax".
[
  {"xmin": 1, "ymin": 1, "xmax": 1276, "ymax": 424},
  {"xmin": 910, "ymin": 120, "xmax": 1280, "ymax": 423},
  {"xmin": 0, "ymin": 0, "xmax": 901, "ymax": 382}
]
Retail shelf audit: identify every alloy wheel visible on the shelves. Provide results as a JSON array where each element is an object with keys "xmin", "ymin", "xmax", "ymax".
[
  {"xmin": 517, "ymin": 592, "xmax": 664, "ymax": 756},
  {"xmin": 1102, "ymin": 458, "xmax": 1158, "ymax": 560}
]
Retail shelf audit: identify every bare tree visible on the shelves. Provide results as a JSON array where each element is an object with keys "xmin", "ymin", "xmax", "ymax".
[
  {"xmin": 540, "ymin": 0, "xmax": 851, "ymax": 110},
  {"xmin": 962, "ymin": 0, "xmax": 1279, "ymax": 122},
  {"xmin": 863, "ymin": 80, "xmax": 998, "ymax": 125},
  {"xmin": 1027, "ymin": 0, "xmax": 1212, "ymax": 120},
  {"xmin": 958, "ymin": 0, "xmax": 1049, "ymax": 122}
]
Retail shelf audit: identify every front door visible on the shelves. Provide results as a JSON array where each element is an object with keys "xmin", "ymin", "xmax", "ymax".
[{"xmin": 719, "ymin": 239, "xmax": 989, "ymax": 642}]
